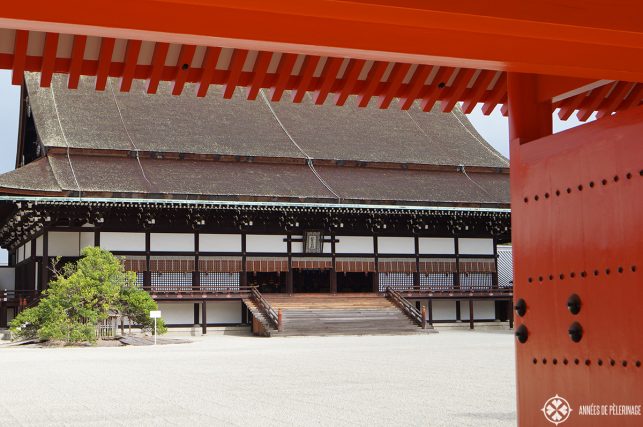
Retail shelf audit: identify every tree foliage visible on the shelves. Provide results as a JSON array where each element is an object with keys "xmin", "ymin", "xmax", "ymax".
[{"xmin": 10, "ymin": 247, "xmax": 166, "ymax": 343}]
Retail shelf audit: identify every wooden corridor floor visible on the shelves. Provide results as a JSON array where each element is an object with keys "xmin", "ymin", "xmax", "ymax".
[{"xmin": 247, "ymin": 293, "xmax": 432, "ymax": 337}]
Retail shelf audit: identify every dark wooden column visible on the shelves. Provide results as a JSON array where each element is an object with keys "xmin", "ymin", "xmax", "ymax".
[
  {"xmin": 144, "ymin": 232, "xmax": 151, "ymax": 291},
  {"xmin": 201, "ymin": 300, "xmax": 207, "ymax": 334},
  {"xmin": 455, "ymin": 300, "xmax": 461, "ymax": 322},
  {"xmin": 469, "ymin": 299, "xmax": 474, "ymax": 329},
  {"xmin": 240, "ymin": 233, "xmax": 247, "ymax": 288},
  {"xmin": 492, "ymin": 237, "xmax": 499, "ymax": 289},
  {"xmin": 453, "ymin": 237, "xmax": 460, "ymax": 290},
  {"xmin": 193, "ymin": 303, "xmax": 199, "ymax": 325},
  {"xmin": 40, "ymin": 231, "xmax": 49, "ymax": 292},
  {"xmin": 330, "ymin": 232, "xmax": 337, "ymax": 294},
  {"xmin": 427, "ymin": 298, "xmax": 433, "ymax": 326},
  {"xmin": 286, "ymin": 234, "xmax": 293, "ymax": 295},
  {"xmin": 413, "ymin": 236, "xmax": 420, "ymax": 290},
  {"xmin": 372, "ymin": 235, "xmax": 379, "ymax": 293},
  {"xmin": 0, "ymin": 290, "xmax": 7, "ymax": 328},
  {"xmin": 94, "ymin": 230, "xmax": 100, "ymax": 247},
  {"xmin": 193, "ymin": 233, "xmax": 200, "ymax": 291}
]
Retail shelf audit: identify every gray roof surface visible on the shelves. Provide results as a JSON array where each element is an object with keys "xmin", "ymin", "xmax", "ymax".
[
  {"xmin": 0, "ymin": 154, "xmax": 509, "ymax": 207},
  {"xmin": 25, "ymin": 73, "xmax": 508, "ymax": 168}
]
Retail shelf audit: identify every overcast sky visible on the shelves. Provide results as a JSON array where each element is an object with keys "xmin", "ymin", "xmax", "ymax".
[{"xmin": 0, "ymin": 69, "xmax": 588, "ymax": 263}]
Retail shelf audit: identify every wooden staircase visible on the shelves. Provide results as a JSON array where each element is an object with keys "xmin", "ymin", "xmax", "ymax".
[{"xmin": 253, "ymin": 293, "xmax": 433, "ymax": 337}]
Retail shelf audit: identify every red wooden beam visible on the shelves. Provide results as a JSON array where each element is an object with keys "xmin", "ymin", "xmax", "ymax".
[
  {"xmin": 172, "ymin": 44, "xmax": 196, "ymax": 95},
  {"xmin": 11, "ymin": 30, "xmax": 28, "ymax": 86},
  {"xmin": 95, "ymin": 37, "xmax": 115, "ymax": 91},
  {"xmin": 378, "ymin": 62, "xmax": 411, "ymax": 109},
  {"xmin": 67, "ymin": 35, "xmax": 87, "ymax": 89},
  {"xmin": 481, "ymin": 73, "xmax": 507, "ymax": 115},
  {"xmin": 247, "ymin": 51, "xmax": 272, "ymax": 100},
  {"xmin": 461, "ymin": 70, "xmax": 495, "ymax": 114},
  {"xmin": 420, "ymin": 67, "xmax": 455, "ymax": 112},
  {"xmin": 313, "ymin": 57, "xmax": 342, "ymax": 105},
  {"xmin": 595, "ymin": 81, "xmax": 635, "ymax": 118},
  {"xmin": 270, "ymin": 53, "xmax": 297, "ymax": 101},
  {"xmin": 196, "ymin": 46, "xmax": 222, "ymax": 97},
  {"xmin": 223, "ymin": 49, "xmax": 248, "ymax": 99},
  {"xmin": 39, "ymin": 32, "xmax": 59, "ymax": 88},
  {"xmin": 119, "ymin": 39, "xmax": 141, "ymax": 92},
  {"xmin": 576, "ymin": 83, "xmax": 612, "ymax": 121},
  {"xmin": 335, "ymin": 58, "xmax": 366, "ymax": 106},
  {"xmin": 147, "ymin": 42, "xmax": 169, "ymax": 94},
  {"xmin": 399, "ymin": 65, "xmax": 432, "ymax": 110},
  {"xmin": 292, "ymin": 54, "xmax": 319, "ymax": 103},
  {"xmin": 358, "ymin": 61, "xmax": 387, "ymax": 107},
  {"xmin": 440, "ymin": 68, "xmax": 476, "ymax": 112}
]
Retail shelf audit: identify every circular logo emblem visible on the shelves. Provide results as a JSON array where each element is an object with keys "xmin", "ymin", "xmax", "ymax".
[{"xmin": 542, "ymin": 395, "xmax": 572, "ymax": 425}]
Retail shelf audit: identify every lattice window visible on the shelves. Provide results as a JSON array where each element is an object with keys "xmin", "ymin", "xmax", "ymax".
[
  {"xmin": 135, "ymin": 272, "xmax": 145, "ymax": 289},
  {"xmin": 459, "ymin": 273, "xmax": 493, "ymax": 291},
  {"xmin": 497, "ymin": 247, "xmax": 513, "ymax": 288},
  {"xmin": 420, "ymin": 273, "xmax": 455, "ymax": 291},
  {"xmin": 378, "ymin": 272, "xmax": 414, "ymax": 292},
  {"xmin": 150, "ymin": 272, "xmax": 193, "ymax": 292},
  {"xmin": 199, "ymin": 272, "xmax": 240, "ymax": 292}
]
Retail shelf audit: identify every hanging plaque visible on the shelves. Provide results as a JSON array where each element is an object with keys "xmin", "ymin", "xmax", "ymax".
[{"xmin": 304, "ymin": 231, "xmax": 323, "ymax": 254}]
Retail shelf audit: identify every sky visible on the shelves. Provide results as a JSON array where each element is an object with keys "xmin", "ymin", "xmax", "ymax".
[{"xmin": 0, "ymin": 69, "xmax": 590, "ymax": 263}]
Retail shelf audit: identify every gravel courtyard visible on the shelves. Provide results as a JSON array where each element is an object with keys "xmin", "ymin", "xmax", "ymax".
[{"xmin": 0, "ymin": 330, "xmax": 516, "ymax": 426}]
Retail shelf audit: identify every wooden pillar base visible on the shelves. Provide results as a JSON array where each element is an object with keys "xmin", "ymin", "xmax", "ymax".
[{"xmin": 201, "ymin": 301, "xmax": 207, "ymax": 335}]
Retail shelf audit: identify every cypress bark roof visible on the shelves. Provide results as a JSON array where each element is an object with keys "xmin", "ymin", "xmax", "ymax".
[{"xmin": 25, "ymin": 73, "xmax": 508, "ymax": 168}]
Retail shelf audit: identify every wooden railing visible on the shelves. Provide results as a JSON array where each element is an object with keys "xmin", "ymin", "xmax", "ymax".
[
  {"xmin": 386, "ymin": 287, "xmax": 426, "ymax": 329},
  {"xmin": 147, "ymin": 285, "xmax": 255, "ymax": 297},
  {"xmin": 250, "ymin": 287, "xmax": 280, "ymax": 331}
]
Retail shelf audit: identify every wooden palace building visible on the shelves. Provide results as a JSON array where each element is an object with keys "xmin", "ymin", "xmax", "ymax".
[{"xmin": 0, "ymin": 73, "xmax": 512, "ymax": 335}]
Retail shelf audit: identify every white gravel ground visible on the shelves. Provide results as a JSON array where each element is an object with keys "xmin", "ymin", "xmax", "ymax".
[{"xmin": 0, "ymin": 330, "xmax": 516, "ymax": 426}]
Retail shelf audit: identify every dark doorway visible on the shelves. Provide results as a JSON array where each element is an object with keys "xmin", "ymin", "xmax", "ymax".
[
  {"xmin": 337, "ymin": 272, "xmax": 373, "ymax": 293},
  {"xmin": 293, "ymin": 269, "xmax": 330, "ymax": 293},
  {"xmin": 247, "ymin": 272, "xmax": 286, "ymax": 293}
]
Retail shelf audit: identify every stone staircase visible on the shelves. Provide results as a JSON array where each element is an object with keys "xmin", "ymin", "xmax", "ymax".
[{"xmin": 251, "ymin": 293, "xmax": 433, "ymax": 337}]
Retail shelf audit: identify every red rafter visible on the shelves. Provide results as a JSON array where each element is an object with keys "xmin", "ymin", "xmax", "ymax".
[
  {"xmin": 11, "ymin": 30, "xmax": 28, "ymax": 85},
  {"xmin": 247, "ymin": 51, "xmax": 272, "ymax": 100},
  {"xmin": 481, "ymin": 73, "xmax": 507, "ymax": 115},
  {"xmin": 358, "ymin": 61, "xmax": 387, "ymax": 107},
  {"xmin": 40, "ymin": 32, "xmax": 59, "ymax": 87},
  {"xmin": 292, "ymin": 55, "xmax": 319, "ymax": 103},
  {"xmin": 67, "ymin": 35, "xmax": 87, "ymax": 89},
  {"xmin": 119, "ymin": 39, "xmax": 141, "ymax": 92},
  {"xmin": 399, "ymin": 65, "xmax": 432, "ymax": 110},
  {"xmin": 378, "ymin": 62, "xmax": 411, "ymax": 109},
  {"xmin": 616, "ymin": 83, "xmax": 643, "ymax": 111},
  {"xmin": 558, "ymin": 92, "xmax": 587, "ymax": 120},
  {"xmin": 461, "ymin": 70, "xmax": 496, "ymax": 114},
  {"xmin": 172, "ymin": 44, "xmax": 196, "ymax": 95},
  {"xmin": 595, "ymin": 81, "xmax": 634, "ymax": 118},
  {"xmin": 147, "ymin": 42, "xmax": 169, "ymax": 94},
  {"xmin": 420, "ymin": 67, "xmax": 455, "ymax": 112},
  {"xmin": 223, "ymin": 49, "xmax": 248, "ymax": 99},
  {"xmin": 313, "ymin": 57, "xmax": 343, "ymax": 105},
  {"xmin": 271, "ymin": 53, "xmax": 297, "ymax": 101},
  {"xmin": 197, "ymin": 46, "xmax": 222, "ymax": 97},
  {"xmin": 95, "ymin": 37, "xmax": 115, "ymax": 90},
  {"xmin": 576, "ymin": 83, "xmax": 612, "ymax": 121},
  {"xmin": 440, "ymin": 68, "xmax": 476, "ymax": 112},
  {"xmin": 335, "ymin": 58, "xmax": 366, "ymax": 106}
]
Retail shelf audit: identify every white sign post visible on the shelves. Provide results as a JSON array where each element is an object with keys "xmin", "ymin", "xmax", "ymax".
[{"xmin": 149, "ymin": 310, "xmax": 162, "ymax": 345}]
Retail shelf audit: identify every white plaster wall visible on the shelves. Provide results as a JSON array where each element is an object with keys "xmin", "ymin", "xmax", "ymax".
[
  {"xmin": 199, "ymin": 234, "xmax": 241, "ymax": 252},
  {"xmin": 246, "ymin": 235, "xmax": 287, "ymax": 253},
  {"xmin": 377, "ymin": 237, "xmax": 415, "ymax": 254},
  {"xmin": 150, "ymin": 233, "xmax": 194, "ymax": 252},
  {"xmin": 100, "ymin": 232, "xmax": 146, "ymax": 252},
  {"xmin": 419, "ymin": 238, "xmax": 455, "ymax": 255},
  {"xmin": 157, "ymin": 302, "xmax": 195, "ymax": 325},
  {"xmin": 49, "ymin": 232, "xmax": 80, "ymax": 257},
  {"xmin": 35, "ymin": 235, "xmax": 43, "ymax": 256},
  {"xmin": 24, "ymin": 241, "xmax": 32, "ymax": 260},
  {"xmin": 431, "ymin": 300, "xmax": 458, "ymax": 321},
  {"xmin": 335, "ymin": 236, "xmax": 374, "ymax": 254},
  {"xmin": 206, "ymin": 301, "xmax": 242, "ymax": 324},
  {"xmin": 80, "ymin": 232, "xmax": 95, "ymax": 251},
  {"xmin": 458, "ymin": 238, "xmax": 494, "ymax": 255},
  {"xmin": 17, "ymin": 245, "xmax": 24, "ymax": 262},
  {"xmin": 0, "ymin": 267, "xmax": 15, "ymax": 290},
  {"xmin": 460, "ymin": 300, "xmax": 496, "ymax": 320}
]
